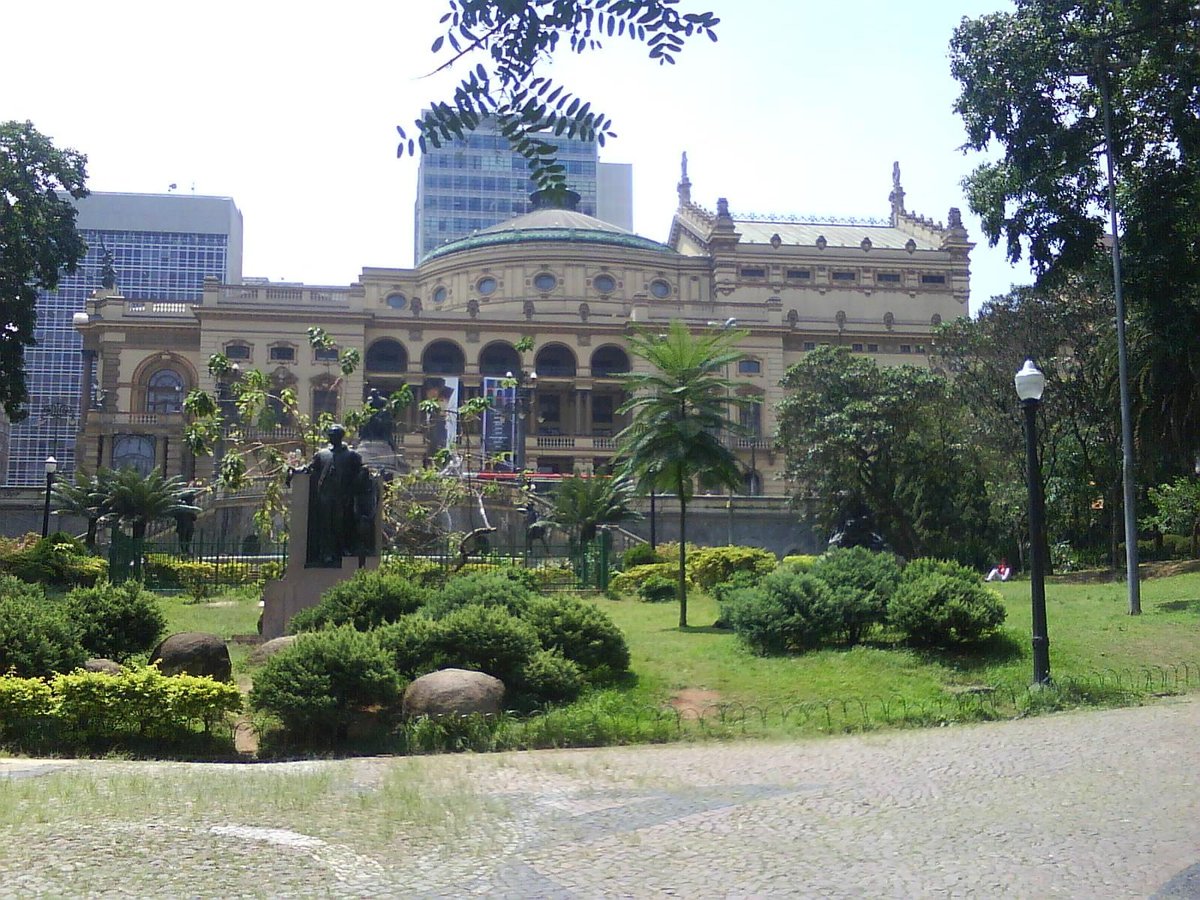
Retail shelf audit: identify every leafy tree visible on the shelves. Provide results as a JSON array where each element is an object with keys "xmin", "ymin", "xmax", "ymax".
[
  {"xmin": 542, "ymin": 473, "xmax": 638, "ymax": 549},
  {"xmin": 397, "ymin": 1, "xmax": 719, "ymax": 198},
  {"xmin": 97, "ymin": 467, "xmax": 200, "ymax": 541},
  {"xmin": 777, "ymin": 346, "xmax": 992, "ymax": 563},
  {"xmin": 616, "ymin": 319, "xmax": 751, "ymax": 627},
  {"xmin": 0, "ymin": 121, "xmax": 89, "ymax": 420},
  {"xmin": 950, "ymin": 0, "xmax": 1200, "ymax": 469},
  {"xmin": 1143, "ymin": 477, "xmax": 1200, "ymax": 558},
  {"xmin": 51, "ymin": 470, "xmax": 105, "ymax": 550}
]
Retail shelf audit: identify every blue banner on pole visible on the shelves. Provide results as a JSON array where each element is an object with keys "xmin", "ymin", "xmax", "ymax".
[{"xmin": 482, "ymin": 377, "xmax": 517, "ymax": 469}]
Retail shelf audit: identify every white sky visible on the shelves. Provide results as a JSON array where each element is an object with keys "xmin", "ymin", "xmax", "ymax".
[{"xmin": 2, "ymin": 0, "xmax": 1028, "ymax": 311}]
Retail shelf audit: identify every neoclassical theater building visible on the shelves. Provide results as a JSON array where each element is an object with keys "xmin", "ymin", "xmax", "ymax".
[{"xmin": 74, "ymin": 162, "xmax": 971, "ymax": 502}]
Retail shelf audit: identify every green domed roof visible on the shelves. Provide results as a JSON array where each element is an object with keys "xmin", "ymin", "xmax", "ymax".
[{"xmin": 422, "ymin": 208, "xmax": 676, "ymax": 261}]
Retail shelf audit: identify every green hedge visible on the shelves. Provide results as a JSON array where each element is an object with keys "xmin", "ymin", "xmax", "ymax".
[{"xmin": 0, "ymin": 533, "xmax": 107, "ymax": 587}]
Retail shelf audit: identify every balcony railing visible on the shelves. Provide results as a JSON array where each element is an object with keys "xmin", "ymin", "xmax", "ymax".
[
  {"xmin": 90, "ymin": 411, "xmax": 186, "ymax": 427},
  {"xmin": 217, "ymin": 285, "xmax": 351, "ymax": 305}
]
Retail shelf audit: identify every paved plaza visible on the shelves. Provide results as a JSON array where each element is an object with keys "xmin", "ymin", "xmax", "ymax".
[{"xmin": 2, "ymin": 698, "xmax": 1199, "ymax": 898}]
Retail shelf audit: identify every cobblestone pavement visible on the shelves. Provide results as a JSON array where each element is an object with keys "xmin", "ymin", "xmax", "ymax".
[{"xmin": 2, "ymin": 698, "xmax": 1199, "ymax": 898}]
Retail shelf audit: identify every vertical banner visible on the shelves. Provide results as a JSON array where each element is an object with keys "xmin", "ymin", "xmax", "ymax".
[
  {"xmin": 422, "ymin": 376, "xmax": 460, "ymax": 457},
  {"xmin": 482, "ymin": 376, "xmax": 517, "ymax": 469}
]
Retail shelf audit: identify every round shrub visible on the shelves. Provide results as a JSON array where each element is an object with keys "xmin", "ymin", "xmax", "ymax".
[
  {"xmin": 780, "ymin": 555, "xmax": 819, "ymax": 573},
  {"xmin": 423, "ymin": 572, "xmax": 535, "ymax": 619},
  {"xmin": 809, "ymin": 547, "xmax": 901, "ymax": 644},
  {"xmin": 453, "ymin": 563, "xmax": 541, "ymax": 591},
  {"xmin": 374, "ymin": 614, "xmax": 441, "ymax": 679},
  {"xmin": 711, "ymin": 570, "xmax": 763, "ymax": 605},
  {"xmin": 723, "ymin": 568, "xmax": 840, "ymax": 655},
  {"xmin": 428, "ymin": 605, "xmax": 540, "ymax": 687},
  {"xmin": 64, "ymin": 580, "xmax": 167, "ymax": 661},
  {"xmin": 609, "ymin": 561, "xmax": 690, "ymax": 597},
  {"xmin": 288, "ymin": 569, "xmax": 432, "ymax": 633},
  {"xmin": 622, "ymin": 543, "xmax": 660, "ymax": 569},
  {"xmin": 379, "ymin": 556, "xmax": 447, "ymax": 587},
  {"xmin": 521, "ymin": 595, "xmax": 630, "ymax": 680},
  {"xmin": 902, "ymin": 557, "xmax": 980, "ymax": 583},
  {"xmin": 686, "ymin": 545, "xmax": 777, "ymax": 590},
  {"xmin": 519, "ymin": 649, "xmax": 584, "ymax": 705},
  {"xmin": 637, "ymin": 574, "xmax": 677, "ymax": 603},
  {"xmin": 0, "ymin": 588, "xmax": 86, "ymax": 677},
  {"xmin": 889, "ymin": 573, "xmax": 1007, "ymax": 646},
  {"xmin": 250, "ymin": 626, "xmax": 400, "ymax": 740}
]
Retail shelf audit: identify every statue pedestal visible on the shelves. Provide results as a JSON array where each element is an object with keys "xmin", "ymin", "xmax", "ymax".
[{"xmin": 260, "ymin": 471, "xmax": 382, "ymax": 639}]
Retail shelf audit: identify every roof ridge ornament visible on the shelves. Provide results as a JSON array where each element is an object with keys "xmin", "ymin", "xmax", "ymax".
[
  {"xmin": 889, "ymin": 160, "xmax": 906, "ymax": 226},
  {"xmin": 678, "ymin": 151, "xmax": 692, "ymax": 205}
]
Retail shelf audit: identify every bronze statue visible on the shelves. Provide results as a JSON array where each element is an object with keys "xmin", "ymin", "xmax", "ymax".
[
  {"xmin": 291, "ymin": 424, "xmax": 375, "ymax": 567},
  {"xmin": 358, "ymin": 388, "xmax": 395, "ymax": 449}
]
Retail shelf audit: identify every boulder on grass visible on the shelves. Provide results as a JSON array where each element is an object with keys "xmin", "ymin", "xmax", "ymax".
[
  {"xmin": 83, "ymin": 658, "xmax": 124, "ymax": 675},
  {"xmin": 402, "ymin": 668, "xmax": 505, "ymax": 719},
  {"xmin": 150, "ymin": 632, "xmax": 232, "ymax": 681},
  {"xmin": 248, "ymin": 635, "xmax": 298, "ymax": 667}
]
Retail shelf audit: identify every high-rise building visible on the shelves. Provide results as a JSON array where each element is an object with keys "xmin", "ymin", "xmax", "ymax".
[
  {"xmin": 2, "ymin": 192, "xmax": 242, "ymax": 486},
  {"xmin": 413, "ymin": 120, "xmax": 633, "ymax": 261}
]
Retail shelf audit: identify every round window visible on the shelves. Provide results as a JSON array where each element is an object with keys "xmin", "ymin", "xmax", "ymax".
[
  {"xmin": 650, "ymin": 279, "xmax": 671, "ymax": 299},
  {"xmin": 593, "ymin": 274, "xmax": 616, "ymax": 294},
  {"xmin": 432, "ymin": 286, "xmax": 447, "ymax": 303},
  {"xmin": 385, "ymin": 292, "xmax": 407, "ymax": 310},
  {"xmin": 477, "ymin": 276, "xmax": 497, "ymax": 296},
  {"xmin": 533, "ymin": 272, "xmax": 557, "ymax": 292}
]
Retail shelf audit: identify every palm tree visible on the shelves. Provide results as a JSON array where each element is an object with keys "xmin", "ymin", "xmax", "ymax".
[
  {"xmin": 542, "ymin": 473, "xmax": 639, "ymax": 551},
  {"xmin": 50, "ymin": 470, "xmax": 105, "ymax": 550},
  {"xmin": 616, "ymin": 320, "xmax": 750, "ymax": 627},
  {"xmin": 97, "ymin": 467, "xmax": 200, "ymax": 541}
]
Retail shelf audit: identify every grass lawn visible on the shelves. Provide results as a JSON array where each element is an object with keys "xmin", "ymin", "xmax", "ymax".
[{"xmin": 155, "ymin": 586, "xmax": 262, "ymax": 678}]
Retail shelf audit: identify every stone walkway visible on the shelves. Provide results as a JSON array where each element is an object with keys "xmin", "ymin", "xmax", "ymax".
[{"xmin": 2, "ymin": 698, "xmax": 1199, "ymax": 897}]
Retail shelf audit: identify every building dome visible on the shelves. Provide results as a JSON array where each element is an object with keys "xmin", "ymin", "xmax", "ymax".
[{"xmin": 422, "ymin": 206, "xmax": 677, "ymax": 261}]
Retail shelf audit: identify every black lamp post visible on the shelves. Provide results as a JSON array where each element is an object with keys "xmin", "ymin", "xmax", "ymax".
[
  {"xmin": 506, "ymin": 370, "xmax": 536, "ymax": 480},
  {"xmin": 1015, "ymin": 359, "xmax": 1051, "ymax": 685},
  {"xmin": 41, "ymin": 456, "xmax": 58, "ymax": 538}
]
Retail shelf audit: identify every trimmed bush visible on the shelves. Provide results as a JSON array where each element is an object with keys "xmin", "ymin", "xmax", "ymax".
[
  {"xmin": 521, "ymin": 595, "xmax": 631, "ymax": 680},
  {"xmin": 289, "ymin": 569, "xmax": 432, "ymax": 633},
  {"xmin": 723, "ymin": 568, "xmax": 841, "ymax": 654},
  {"xmin": 454, "ymin": 563, "xmax": 541, "ymax": 590},
  {"xmin": 519, "ymin": 649, "xmax": 584, "ymax": 705},
  {"xmin": 609, "ymin": 561, "xmax": 691, "ymax": 596},
  {"xmin": 889, "ymin": 571, "xmax": 1007, "ymax": 646},
  {"xmin": 429, "ymin": 605, "xmax": 541, "ymax": 688},
  {"xmin": 809, "ymin": 548, "xmax": 902, "ymax": 644},
  {"xmin": 374, "ymin": 614, "xmax": 442, "ymax": 679},
  {"xmin": 780, "ymin": 555, "xmax": 819, "ymax": 573},
  {"xmin": 0, "ymin": 533, "xmax": 106, "ymax": 587},
  {"xmin": 711, "ymin": 570, "xmax": 763, "ymax": 605},
  {"xmin": 902, "ymin": 557, "xmax": 980, "ymax": 583},
  {"xmin": 622, "ymin": 543, "xmax": 661, "ymax": 569},
  {"xmin": 637, "ymin": 574, "xmax": 678, "ymax": 603},
  {"xmin": 686, "ymin": 545, "xmax": 777, "ymax": 590},
  {"xmin": 64, "ymin": 580, "xmax": 167, "ymax": 662},
  {"xmin": 423, "ymin": 571, "xmax": 535, "ymax": 619},
  {"xmin": 0, "ymin": 676, "xmax": 54, "ymax": 736},
  {"xmin": 250, "ymin": 627, "xmax": 401, "ymax": 740},
  {"xmin": 0, "ymin": 588, "xmax": 86, "ymax": 677},
  {"xmin": 379, "ymin": 556, "xmax": 447, "ymax": 587}
]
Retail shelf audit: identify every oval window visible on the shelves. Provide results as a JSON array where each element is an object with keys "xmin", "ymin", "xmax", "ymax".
[
  {"xmin": 385, "ymin": 292, "xmax": 407, "ymax": 310},
  {"xmin": 650, "ymin": 279, "xmax": 671, "ymax": 299},
  {"xmin": 432, "ymin": 286, "xmax": 448, "ymax": 303},
  {"xmin": 533, "ymin": 272, "xmax": 557, "ymax": 292},
  {"xmin": 593, "ymin": 274, "xmax": 616, "ymax": 294},
  {"xmin": 477, "ymin": 276, "xmax": 497, "ymax": 296}
]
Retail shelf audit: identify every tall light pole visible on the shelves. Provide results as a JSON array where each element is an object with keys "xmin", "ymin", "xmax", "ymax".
[
  {"xmin": 41, "ymin": 456, "xmax": 58, "ymax": 538},
  {"xmin": 1015, "ymin": 360, "xmax": 1051, "ymax": 685}
]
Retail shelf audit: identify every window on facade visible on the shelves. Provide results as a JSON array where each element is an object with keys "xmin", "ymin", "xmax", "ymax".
[
  {"xmin": 385, "ymin": 292, "xmax": 407, "ymax": 310},
  {"xmin": 915, "ymin": 344, "xmax": 926, "ymax": 354},
  {"xmin": 739, "ymin": 403, "xmax": 762, "ymax": 438},
  {"xmin": 740, "ymin": 267, "xmax": 766, "ymax": 279},
  {"xmin": 786, "ymin": 269, "xmax": 811, "ymax": 280},
  {"xmin": 432, "ymin": 286, "xmax": 448, "ymax": 303},
  {"xmin": 269, "ymin": 345, "xmax": 296, "ymax": 362},
  {"xmin": 737, "ymin": 359, "xmax": 762, "ymax": 375},
  {"xmin": 899, "ymin": 344, "xmax": 912, "ymax": 353},
  {"xmin": 920, "ymin": 274, "xmax": 947, "ymax": 284},
  {"xmin": 876, "ymin": 272, "xmax": 902, "ymax": 283},
  {"xmin": 803, "ymin": 341, "xmax": 816, "ymax": 351},
  {"xmin": 649, "ymin": 279, "xmax": 671, "ymax": 299},
  {"xmin": 476, "ymin": 276, "xmax": 497, "ymax": 296},
  {"xmin": 312, "ymin": 386, "xmax": 339, "ymax": 418},
  {"xmin": 224, "ymin": 343, "xmax": 251, "ymax": 360},
  {"xmin": 112, "ymin": 434, "xmax": 156, "ymax": 475},
  {"xmin": 314, "ymin": 347, "xmax": 339, "ymax": 362},
  {"xmin": 533, "ymin": 272, "xmax": 558, "ymax": 292},
  {"xmin": 831, "ymin": 271, "xmax": 857, "ymax": 282},
  {"xmin": 867, "ymin": 343, "xmax": 879, "ymax": 352},
  {"xmin": 852, "ymin": 343, "xmax": 864, "ymax": 352},
  {"xmin": 593, "ymin": 274, "xmax": 616, "ymax": 294},
  {"xmin": 592, "ymin": 395, "xmax": 614, "ymax": 425},
  {"xmin": 146, "ymin": 369, "xmax": 184, "ymax": 413}
]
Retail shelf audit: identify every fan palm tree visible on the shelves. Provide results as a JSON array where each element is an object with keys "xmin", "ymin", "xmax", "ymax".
[
  {"xmin": 97, "ymin": 467, "xmax": 200, "ymax": 541},
  {"xmin": 616, "ymin": 319, "xmax": 751, "ymax": 627},
  {"xmin": 50, "ymin": 470, "xmax": 106, "ymax": 550},
  {"xmin": 542, "ymin": 473, "xmax": 639, "ymax": 551}
]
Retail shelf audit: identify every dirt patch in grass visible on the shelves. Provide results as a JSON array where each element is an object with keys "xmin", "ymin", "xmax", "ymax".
[
  {"xmin": 670, "ymin": 688, "xmax": 722, "ymax": 717},
  {"xmin": 1051, "ymin": 559, "xmax": 1200, "ymax": 584}
]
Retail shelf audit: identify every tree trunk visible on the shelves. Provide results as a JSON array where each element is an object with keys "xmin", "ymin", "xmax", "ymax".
[
  {"xmin": 678, "ymin": 489, "xmax": 688, "ymax": 629},
  {"xmin": 85, "ymin": 518, "xmax": 98, "ymax": 551}
]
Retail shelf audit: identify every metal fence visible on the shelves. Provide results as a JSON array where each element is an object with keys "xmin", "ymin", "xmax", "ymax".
[{"xmin": 108, "ymin": 529, "xmax": 287, "ymax": 589}]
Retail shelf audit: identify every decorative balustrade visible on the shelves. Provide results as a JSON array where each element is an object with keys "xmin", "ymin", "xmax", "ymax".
[
  {"xmin": 91, "ymin": 411, "xmax": 186, "ymax": 427},
  {"xmin": 217, "ymin": 284, "xmax": 351, "ymax": 305},
  {"xmin": 121, "ymin": 301, "xmax": 192, "ymax": 317}
]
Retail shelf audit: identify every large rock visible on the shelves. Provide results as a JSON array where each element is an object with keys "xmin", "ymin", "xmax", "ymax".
[
  {"xmin": 402, "ymin": 668, "xmax": 505, "ymax": 718},
  {"xmin": 248, "ymin": 635, "xmax": 298, "ymax": 667},
  {"xmin": 150, "ymin": 632, "xmax": 232, "ymax": 681},
  {"xmin": 83, "ymin": 658, "xmax": 124, "ymax": 675}
]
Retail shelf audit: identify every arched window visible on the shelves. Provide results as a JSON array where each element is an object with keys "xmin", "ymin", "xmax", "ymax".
[
  {"xmin": 591, "ymin": 345, "xmax": 630, "ymax": 378},
  {"xmin": 479, "ymin": 342, "xmax": 520, "ymax": 377},
  {"xmin": 422, "ymin": 340, "xmax": 465, "ymax": 375},
  {"xmin": 365, "ymin": 339, "xmax": 408, "ymax": 373},
  {"xmin": 535, "ymin": 344, "xmax": 576, "ymax": 377},
  {"xmin": 146, "ymin": 369, "xmax": 184, "ymax": 413}
]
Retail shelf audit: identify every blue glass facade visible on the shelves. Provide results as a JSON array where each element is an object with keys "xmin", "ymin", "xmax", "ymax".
[{"xmin": 5, "ymin": 213, "xmax": 234, "ymax": 486}]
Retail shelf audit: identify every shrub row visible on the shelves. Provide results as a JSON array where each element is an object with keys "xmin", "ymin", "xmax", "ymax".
[{"xmin": 0, "ymin": 533, "xmax": 107, "ymax": 587}]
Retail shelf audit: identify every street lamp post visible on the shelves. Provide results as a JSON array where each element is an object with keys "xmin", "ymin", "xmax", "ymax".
[
  {"xmin": 1015, "ymin": 360, "xmax": 1051, "ymax": 686},
  {"xmin": 506, "ymin": 370, "xmax": 536, "ymax": 481},
  {"xmin": 41, "ymin": 456, "xmax": 58, "ymax": 538}
]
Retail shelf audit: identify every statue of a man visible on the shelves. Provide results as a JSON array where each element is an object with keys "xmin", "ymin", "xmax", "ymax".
[
  {"xmin": 358, "ymin": 388, "xmax": 395, "ymax": 448},
  {"xmin": 294, "ymin": 424, "xmax": 372, "ymax": 567}
]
